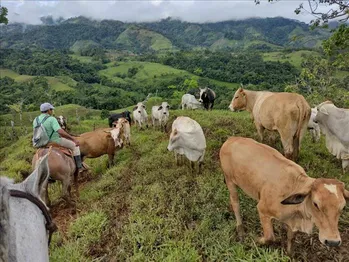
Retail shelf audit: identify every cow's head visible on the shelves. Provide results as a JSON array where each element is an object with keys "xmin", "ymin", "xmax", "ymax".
[
  {"xmin": 134, "ymin": 102, "xmax": 146, "ymax": 114},
  {"xmin": 314, "ymin": 101, "xmax": 334, "ymax": 124},
  {"xmin": 199, "ymin": 87, "xmax": 208, "ymax": 103},
  {"xmin": 167, "ymin": 127, "xmax": 180, "ymax": 151},
  {"xmin": 57, "ymin": 115, "xmax": 67, "ymax": 129},
  {"xmin": 158, "ymin": 102, "xmax": 170, "ymax": 116},
  {"xmin": 229, "ymin": 87, "xmax": 247, "ymax": 112},
  {"xmin": 105, "ymin": 124, "xmax": 124, "ymax": 148},
  {"xmin": 281, "ymin": 178, "xmax": 349, "ymax": 247}
]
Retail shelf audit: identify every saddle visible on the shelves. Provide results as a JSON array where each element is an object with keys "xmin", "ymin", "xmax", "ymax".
[{"xmin": 45, "ymin": 142, "xmax": 73, "ymax": 157}]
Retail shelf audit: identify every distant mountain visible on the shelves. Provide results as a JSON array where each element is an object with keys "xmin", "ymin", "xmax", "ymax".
[{"xmin": 0, "ymin": 16, "xmax": 331, "ymax": 52}]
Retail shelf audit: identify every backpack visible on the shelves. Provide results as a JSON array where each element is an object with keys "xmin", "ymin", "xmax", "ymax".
[{"xmin": 32, "ymin": 116, "xmax": 53, "ymax": 148}]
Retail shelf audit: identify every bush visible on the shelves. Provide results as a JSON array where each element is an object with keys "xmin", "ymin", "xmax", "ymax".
[{"xmin": 100, "ymin": 109, "xmax": 110, "ymax": 120}]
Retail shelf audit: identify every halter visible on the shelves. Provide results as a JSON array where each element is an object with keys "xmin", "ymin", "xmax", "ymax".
[{"xmin": 8, "ymin": 189, "xmax": 57, "ymax": 246}]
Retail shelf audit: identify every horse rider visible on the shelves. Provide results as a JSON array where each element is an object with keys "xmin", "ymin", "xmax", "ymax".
[{"xmin": 33, "ymin": 103, "xmax": 85, "ymax": 173}]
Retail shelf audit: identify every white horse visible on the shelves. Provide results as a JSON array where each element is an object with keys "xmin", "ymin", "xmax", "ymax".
[{"xmin": 0, "ymin": 152, "xmax": 56, "ymax": 262}]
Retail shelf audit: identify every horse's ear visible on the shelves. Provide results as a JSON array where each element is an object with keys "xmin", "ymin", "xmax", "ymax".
[{"xmin": 22, "ymin": 152, "xmax": 50, "ymax": 198}]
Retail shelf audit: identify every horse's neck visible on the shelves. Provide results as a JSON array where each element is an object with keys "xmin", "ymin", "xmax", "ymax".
[
  {"xmin": 0, "ymin": 183, "xmax": 10, "ymax": 262},
  {"xmin": 8, "ymin": 194, "xmax": 49, "ymax": 262}
]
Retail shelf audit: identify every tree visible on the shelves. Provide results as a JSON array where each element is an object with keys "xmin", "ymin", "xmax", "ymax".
[
  {"xmin": 323, "ymin": 24, "xmax": 349, "ymax": 69},
  {"xmin": 256, "ymin": 0, "xmax": 349, "ymax": 26},
  {"xmin": 0, "ymin": 5, "xmax": 8, "ymax": 25}
]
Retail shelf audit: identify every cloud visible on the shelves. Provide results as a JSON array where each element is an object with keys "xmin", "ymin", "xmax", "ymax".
[{"xmin": 2, "ymin": 0, "xmax": 332, "ymax": 25}]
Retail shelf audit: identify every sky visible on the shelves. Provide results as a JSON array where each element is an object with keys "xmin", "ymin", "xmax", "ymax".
[{"xmin": 2, "ymin": 0, "xmax": 331, "ymax": 25}]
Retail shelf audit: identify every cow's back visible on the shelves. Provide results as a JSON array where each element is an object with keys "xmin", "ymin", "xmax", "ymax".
[
  {"xmin": 220, "ymin": 137, "xmax": 305, "ymax": 200},
  {"xmin": 77, "ymin": 129, "xmax": 112, "ymax": 157},
  {"xmin": 256, "ymin": 92, "xmax": 310, "ymax": 131}
]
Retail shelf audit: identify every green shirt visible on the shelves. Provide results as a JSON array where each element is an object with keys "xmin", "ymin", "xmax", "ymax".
[{"xmin": 32, "ymin": 114, "xmax": 61, "ymax": 143}]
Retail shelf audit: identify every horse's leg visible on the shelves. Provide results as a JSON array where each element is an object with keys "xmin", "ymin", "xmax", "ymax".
[{"xmin": 62, "ymin": 176, "xmax": 72, "ymax": 206}]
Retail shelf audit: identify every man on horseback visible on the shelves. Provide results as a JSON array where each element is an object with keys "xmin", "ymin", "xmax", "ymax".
[{"xmin": 33, "ymin": 103, "xmax": 85, "ymax": 173}]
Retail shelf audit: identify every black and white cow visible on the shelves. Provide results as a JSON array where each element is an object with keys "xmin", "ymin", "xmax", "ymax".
[
  {"xmin": 108, "ymin": 110, "xmax": 132, "ymax": 127},
  {"xmin": 199, "ymin": 87, "xmax": 216, "ymax": 110}
]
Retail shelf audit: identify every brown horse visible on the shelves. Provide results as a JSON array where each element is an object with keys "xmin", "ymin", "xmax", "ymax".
[{"xmin": 32, "ymin": 147, "xmax": 77, "ymax": 206}]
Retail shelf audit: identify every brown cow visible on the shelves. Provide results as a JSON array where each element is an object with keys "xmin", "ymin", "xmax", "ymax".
[
  {"xmin": 229, "ymin": 87, "xmax": 311, "ymax": 160},
  {"xmin": 220, "ymin": 136, "xmax": 349, "ymax": 254},
  {"xmin": 76, "ymin": 118, "xmax": 127, "ymax": 167}
]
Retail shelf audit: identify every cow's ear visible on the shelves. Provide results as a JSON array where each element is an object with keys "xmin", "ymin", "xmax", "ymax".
[
  {"xmin": 318, "ymin": 106, "xmax": 329, "ymax": 115},
  {"xmin": 158, "ymin": 106, "xmax": 163, "ymax": 111},
  {"xmin": 239, "ymin": 87, "xmax": 244, "ymax": 93},
  {"xmin": 281, "ymin": 193, "xmax": 308, "ymax": 205}
]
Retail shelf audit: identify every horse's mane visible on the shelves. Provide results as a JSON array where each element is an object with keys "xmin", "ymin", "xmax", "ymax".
[{"xmin": 0, "ymin": 177, "xmax": 13, "ymax": 261}]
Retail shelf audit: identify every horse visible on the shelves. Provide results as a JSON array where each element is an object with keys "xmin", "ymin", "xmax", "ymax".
[
  {"xmin": 32, "ymin": 146, "xmax": 78, "ymax": 206},
  {"xmin": 0, "ymin": 152, "xmax": 57, "ymax": 262}
]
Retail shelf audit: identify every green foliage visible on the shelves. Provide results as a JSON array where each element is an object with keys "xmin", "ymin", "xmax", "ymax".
[
  {"xmin": 323, "ymin": 24, "xmax": 349, "ymax": 70},
  {"xmin": 100, "ymin": 109, "xmax": 110, "ymax": 119},
  {"xmin": 0, "ymin": 6, "xmax": 8, "ymax": 25}
]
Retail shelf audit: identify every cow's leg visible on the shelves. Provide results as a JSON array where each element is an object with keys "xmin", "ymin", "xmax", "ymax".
[
  {"xmin": 342, "ymin": 160, "xmax": 349, "ymax": 176},
  {"xmin": 152, "ymin": 117, "xmax": 155, "ymax": 128},
  {"xmin": 190, "ymin": 161, "xmax": 195, "ymax": 173},
  {"xmin": 256, "ymin": 124, "xmax": 265, "ymax": 142},
  {"xmin": 198, "ymin": 161, "xmax": 203, "ymax": 174},
  {"xmin": 108, "ymin": 153, "xmax": 114, "ymax": 168},
  {"xmin": 286, "ymin": 226, "xmax": 296, "ymax": 255},
  {"xmin": 309, "ymin": 129, "xmax": 316, "ymax": 143},
  {"xmin": 257, "ymin": 202, "xmax": 275, "ymax": 244},
  {"xmin": 279, "ymin": 130, "xmax": 293, "ymax": 160},
  {"xmin": 226, "ymin": 181, "xmax": 244, "ymax": 239},
  {"xmin": 210, "ymin": 101, "xmax": 214, "ymax": 110}
]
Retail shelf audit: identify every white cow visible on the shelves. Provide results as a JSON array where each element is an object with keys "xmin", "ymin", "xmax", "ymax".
[
  {"xmin": 152, "ymin": 102, "xmax": 170, "ymax": 130},
  {"xmin": 112, "ymin": 118, "xmax": 131, "ymax": 146},
  {"xmin": 181, "ymin": 94, "xmax": 202, "ymax": 110},
  {"xmin": 308, "ymin": 107, "xmax": 321, "ymax": 143},
  {"xmin": 315, "ymin": 101, "xmax": 349, "ymax": 174},
  {"xmin": 167, "ymin": 116, "xmax": 206, "ymax": 173},
  {"xmin": 133, "ymin": 102, "xmax": 148, "ymax": 129}
]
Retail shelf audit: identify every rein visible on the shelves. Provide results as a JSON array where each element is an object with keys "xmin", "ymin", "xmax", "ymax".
[{"xmin": 9, "ymin": 189, "xmax": 57, "ymax": 246}]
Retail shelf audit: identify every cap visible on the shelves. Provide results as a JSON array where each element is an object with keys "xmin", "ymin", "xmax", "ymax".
[{"xmin": 40, "ymin": 102, "xmax": 55, "ymax": 112}]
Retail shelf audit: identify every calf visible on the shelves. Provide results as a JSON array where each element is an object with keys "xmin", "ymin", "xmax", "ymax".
[
  {"xmin": 133, "ymin": 102, "xmax": 148, "ymax": 129},
  {"xmin": 152, "ymin": 102, "xmax": 170, "ymax": 130},
  {"xmin": 308, "ymin": 107, "xmax": 321, "ymax": 143},
  {"xmin": 220, "ymin": 136, "xmax": 349, "ymax": 254},
  {"xmin": 315, "ymin": 101, "xmax": 349, "ymax": 174},
  {"xmin": 199, "ymin": 87, "xmax": 216, "ymax": 110},
  {"xmin": 167, "ymin": 116, "xmax": 206, "ymax": 173},
  {"xmin": 108, "ymin": 110, "xmax": 132, "ymax": 128},
  {"xmin": 181, "ymin": 94, "xmax": 202, "ymax": 110}
]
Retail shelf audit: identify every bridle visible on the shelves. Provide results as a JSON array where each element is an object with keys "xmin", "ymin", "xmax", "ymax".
[{"xmin": 9, "ymin": 189, "xmax": 57, "ymax": 246}]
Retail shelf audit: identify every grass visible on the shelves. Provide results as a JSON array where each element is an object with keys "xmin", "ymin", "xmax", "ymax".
[
  {"xmin": 262, "ymin": 50, "xmax": 320, "ymax": 68},
  {"xmin": 1, "ymin": 105, "xmax": 348, "ymax": 261},
  {"xmin": 0, "ymin": 68, "xmax": 74, "ymax": 91}
]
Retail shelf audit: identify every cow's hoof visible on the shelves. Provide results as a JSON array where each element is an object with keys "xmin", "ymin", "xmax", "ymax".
[
  {"xmin": 257, "ymin": 236, "xmax": 275, "ymax": 245},
  {"xmin": 237, "ymin": 225, "xmax": 245, "ymax": 241}
]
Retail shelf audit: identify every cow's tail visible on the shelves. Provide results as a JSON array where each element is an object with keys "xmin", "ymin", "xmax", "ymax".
[{"xmin": 293, "ymin": 100, "xmax": 311, "ymax": 160}]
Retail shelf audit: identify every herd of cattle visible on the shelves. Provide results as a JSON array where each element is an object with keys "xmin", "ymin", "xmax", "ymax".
[{"xmin": 54, "ymin": 86, "xmax": 349, "ymax": 255}]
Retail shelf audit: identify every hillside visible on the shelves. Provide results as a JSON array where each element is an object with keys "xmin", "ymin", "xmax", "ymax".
[
  {"xmin": 0, "ymin": 102, "xmax": 348, "ymax": 261},
  {"xmin": 0, "ymin": 16, "xmax": 331, "ymax": 52}
]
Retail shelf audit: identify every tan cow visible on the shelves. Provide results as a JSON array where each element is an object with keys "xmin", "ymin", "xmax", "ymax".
[
  {"xmin": 220, "ymin": 136, "xmax": 349, "ymax": 254},
  {"xmin": 229, "ymin": 87, "xmax": 311, "ymax": 160},
  {"xmin": 76, "ymin": 118, "xmax": 127, "ymax": 167}
]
